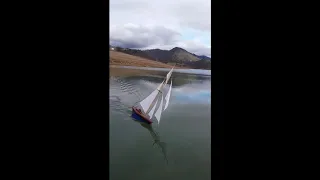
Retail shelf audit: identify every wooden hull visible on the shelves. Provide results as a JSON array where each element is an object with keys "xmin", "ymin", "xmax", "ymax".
[{"xmin": 131, "ymin": 107, "xmax": 153, "ymax": 124}]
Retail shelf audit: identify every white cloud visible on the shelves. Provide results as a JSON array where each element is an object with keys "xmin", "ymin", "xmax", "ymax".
[{"xmin": 110, "ymin": 0, "xmax": 211, "ymax": 56}]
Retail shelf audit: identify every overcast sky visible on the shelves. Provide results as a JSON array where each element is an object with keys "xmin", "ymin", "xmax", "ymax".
[{"xmin": 110, "ymin": 0, "xmax": 211, "ymax": 57}]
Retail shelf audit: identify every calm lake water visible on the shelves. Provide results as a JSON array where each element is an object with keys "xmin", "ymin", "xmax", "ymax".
[{"xmin": 110, "ymin": 66, "xmax": 211, "ymax": 180}]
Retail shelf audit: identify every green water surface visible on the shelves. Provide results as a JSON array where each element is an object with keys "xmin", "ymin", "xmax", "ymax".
[{"xmin": 110, "ymin": 67, "xmax": 211, "ymax": 180}]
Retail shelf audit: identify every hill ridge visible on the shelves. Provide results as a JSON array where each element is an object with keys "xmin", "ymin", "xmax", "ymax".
[{"xmin": 110, "ymin": 45, "xmax": 211, "ymax": 70}]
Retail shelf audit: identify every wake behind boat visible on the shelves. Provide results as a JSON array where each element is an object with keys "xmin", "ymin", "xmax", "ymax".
[{"xmin": 131, "ymin": 66, "xmax": 174, "ymax": 124}]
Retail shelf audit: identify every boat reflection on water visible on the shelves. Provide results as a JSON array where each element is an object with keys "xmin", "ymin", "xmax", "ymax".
[{"xmin": 134, "ymin": 120, "xmax": 168, "ymax": 164}]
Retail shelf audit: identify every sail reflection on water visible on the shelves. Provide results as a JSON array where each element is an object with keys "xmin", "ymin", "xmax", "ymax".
[{"xmin": 135, "ymin": 121, "xmax": 168, "ymax": 164}]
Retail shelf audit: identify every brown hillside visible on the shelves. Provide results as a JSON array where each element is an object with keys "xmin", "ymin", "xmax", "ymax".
[{"xmin": 109, "ymin": 51, "xmax": 187, "ymax": 69}]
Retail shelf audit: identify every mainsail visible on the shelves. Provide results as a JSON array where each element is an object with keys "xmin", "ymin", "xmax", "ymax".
[
  {"xmin": 139, "ymin": 80, "xmax": 165, "ymax": 114},
  {"xmin": 148, "ymin": 98, "xmax": 158, "ymax": 118},
  {"xmin": 137, "ymin": 66, "xmax": 174, "ymax": 123}
]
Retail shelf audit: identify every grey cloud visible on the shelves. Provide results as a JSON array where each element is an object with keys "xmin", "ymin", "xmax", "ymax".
[
  {"xmin": 110, "ymin": 0, "xmax": 211, "ymax": 57},
  {"xmin": 110, "ymin": 23, "xmax": 211, "ymax": 57},
  {"xmin": 110, "ymin": 24, "xmax": 181, "ymax": 49}
]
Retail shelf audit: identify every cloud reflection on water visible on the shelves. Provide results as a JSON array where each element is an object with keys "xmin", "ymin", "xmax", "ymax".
[{"xmin": 173, "ymin": 85, "xmax": 211, "ymax": 104}]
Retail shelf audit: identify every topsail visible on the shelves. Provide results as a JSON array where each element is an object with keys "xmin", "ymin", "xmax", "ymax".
[
  {"xmin": 165, "ymin": 67, "xmax": 174, "ymax": 84},
  {"xmin": 163, "ymin": 79, "xmax": 172, "ymax": 112}
]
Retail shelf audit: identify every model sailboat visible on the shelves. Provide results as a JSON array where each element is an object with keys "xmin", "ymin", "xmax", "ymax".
[{"xmin": 131, "ymin": 66, "xmax": 174, "ymax": 124}]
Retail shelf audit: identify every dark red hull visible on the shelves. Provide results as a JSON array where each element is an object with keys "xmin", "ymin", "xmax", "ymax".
[{"xmin": 132, "ymin": 107, "xmax": 153, "ymax": 124}]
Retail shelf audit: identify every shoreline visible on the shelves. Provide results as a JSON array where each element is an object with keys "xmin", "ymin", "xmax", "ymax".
[
  {"xmin": 109, "ymin": 64, "xmax": 191, "ymax": 70},
  {"xmin": 110, "ymin": 65, "xmax": 211, "ymax": 77}
]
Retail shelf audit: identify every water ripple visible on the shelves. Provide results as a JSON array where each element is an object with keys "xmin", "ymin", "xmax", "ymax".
[{"xmin": 110, "ymin": 76, "xmax": 146, "ymax": 116}]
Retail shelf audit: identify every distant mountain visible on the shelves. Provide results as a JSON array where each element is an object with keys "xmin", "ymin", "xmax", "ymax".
[
  {"xmin": 110, "ymin": 45, "xmax": 211, "ymax": 70},
  {"xmin": 114, "ymin": 47, "xmax": 155, "ymax": 60},
  {"xmin": 169, "ymin": 47, "xmax": 201, "ymax": 62},
  {"xmin": 196, "ymin": 55, "xmax": 211, "ymax": 61},
  {"xmin": 144, "ymin": 47, "xmax": 201, "ymax": 63}
]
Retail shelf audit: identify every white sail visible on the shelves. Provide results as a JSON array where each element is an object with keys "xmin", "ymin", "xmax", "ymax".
[
  {"xmin": 154, "ymin": 94, "xmax": 164, "ymax": 123},
  {"xmin": 136, "ymin": 66, "xmax": 174, "ymax": 124},
  {"xmin": 147, "ymin": 97, "xmax": 158, "ymax": 118},
  {"xmin": 139, "ymin": 80, "xmax": 165, "ymax": 113},
  {"xmin": 167, "ymin": 69, "xmax": 173, "ymax": 79},
  {"xmin": 139, "ymin": 89, "xmax": 158, "ymax": 113},
  {"xmin": 165, "ymin": 67, "xmax": 174, "ymax": 84},
  {"xmin": 163, "ymin": 79, "xmax": 172, "ymax": 111}
]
